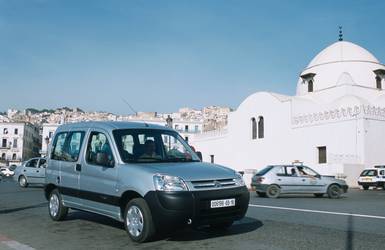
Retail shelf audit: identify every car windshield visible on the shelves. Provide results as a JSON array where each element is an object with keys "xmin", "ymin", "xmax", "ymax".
[
  {"xmin": 360, "ymin": 169, "xmax": 378, "ymax": 176},
  {"xmin": 113, "ymin": 129, "xmax": 201, "ymax": 163}
]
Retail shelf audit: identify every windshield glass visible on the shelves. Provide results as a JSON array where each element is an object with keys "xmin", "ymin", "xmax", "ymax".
[
  {"xmin": 113, "ymin": 129, "xmax": 201, "ymax": 163},
  {"xmin": 360, "ymin": 169, "xmax": 378, "ymax": 176},
  {"xmin": 255, "ymin": 166, "xmax": 274, "ymax": 176}
]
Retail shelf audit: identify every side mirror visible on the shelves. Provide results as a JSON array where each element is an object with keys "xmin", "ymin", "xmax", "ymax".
[
  {"xmin": 96, "ymin": 152, "xmax": 114, "ymax": 167},
  {"xmin": 196, "ymin": 151, "xmax": 203, "ymax": 161}
]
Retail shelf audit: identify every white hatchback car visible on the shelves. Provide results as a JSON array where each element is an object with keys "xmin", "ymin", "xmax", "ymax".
[
  {"xmin": 14, "ymin": 157, "xmax": 47, "ymax": 187},
  {"xmin": 357, "ymin": 166, "xmax": 385, "ymax": 190}
]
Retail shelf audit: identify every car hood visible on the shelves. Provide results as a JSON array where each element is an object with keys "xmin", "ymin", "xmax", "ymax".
[{"xmin": 126, "ymin": 161, "xmax": 237, "ymax": 181}]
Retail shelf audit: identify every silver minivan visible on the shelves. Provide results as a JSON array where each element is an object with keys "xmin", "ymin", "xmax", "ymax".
[
  {"xmin": 44, "ymin": 122, "xmax": 249, "ymax": 242},
  {"xmin": 251, "ymin": 165, "xmax": 348, "ymax": 198}
]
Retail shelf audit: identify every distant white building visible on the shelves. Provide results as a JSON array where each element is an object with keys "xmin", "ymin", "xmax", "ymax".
[
  {"xmin": 40, "ymin": 124, "xmax": 59, "ymax": 157},
  {"xmin": 191, "ymin": 40, "xmax": 385, "ymax": 187},
  {"xmin": 0, "ymin": 122, "xmax": 41, "ymax": 166}
]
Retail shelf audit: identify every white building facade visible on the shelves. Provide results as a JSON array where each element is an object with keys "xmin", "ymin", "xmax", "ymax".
[
  {"xmin": 0, "ymin": 122, "xmax": 41, "ymax": 166},
  {"xmin": 191, "ymin": 41, "xmax": 385, "ymax": 187}
]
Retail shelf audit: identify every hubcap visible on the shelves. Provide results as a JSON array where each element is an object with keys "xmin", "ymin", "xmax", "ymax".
[
  {"xmin": 330, "ymin": 186, "xmax": 340, "ymax": 197},
  {"xmin": 20, "ymin": 177, "xmax": 26, "ymax": 186},
  {"xmin": 49, "ymin": 194, "xmax": 59, "ymax": 217},
  {"xmin": 126, "ymin": 205, "xmax": 144, "ymax": 237},
  {"xmin": 269, "ymin": 186, "xmax": 278, "ymax": 196}
]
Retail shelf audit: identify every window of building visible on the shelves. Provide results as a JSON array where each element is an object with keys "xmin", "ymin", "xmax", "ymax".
[
  {"xmin": 376, "ymin": 76, "xmax": 382, "ymax": 90},
  {"xmin": 318, "ymin": 146, "xmax": 327, "ymax": 164},
  {"xmin": 258, "ymin": 116, "xmax": 264, "ymax": 139},
  {"xmin": 2, "ymin": 139, "xmax": 7, "ymax": 148},
  {"xmin": 13, "ymin": 138, "xmax": 17, "ymax": 148},
  {"xmin": 175, "ymin": 124, "xmax": 179, "ymax": 130},
  {"xmin": 185, "ymin": 125, "xmax": 189, "ymax": 132},
  {"xmin": 14, "ymin": 128, "xmax": 18, "ymax": 135},
  {"xmin": 12, "ymin": 153, "xmax": 16, "ymax": 160},
  {"xmin": 195, "ymin": 125, "xmax": 199, "ymax": 133},
  {"xmin": 308, "ymin": 80, "xmax": 314, "ymax": 92},
  {"xmin": 49, "ymin": 132, "xmax": 53, "ymax": 138},
  {"xmin": 3, "ymin": 128, "xmax": 8, "ymax": 134},
  {"xmin": 1, "ymin": 153, "xmax": 5, "ymax": 160},
  {"xmin": 251, "ymin": 117, "xmax": 257, "ymax": 140},
  {"xmin": 185, "ymin": 136, "xmax": 189, "ymax": 143}
]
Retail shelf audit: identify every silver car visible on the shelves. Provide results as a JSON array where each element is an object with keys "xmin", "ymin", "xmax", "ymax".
[
  {"xmin": 14, "ymin": 157, "xmax": 47, "ymax": 187},
  {"xmin": 251, "ymin": 165, "xmax": 348, "ymax": 198},
  {"xmin": 44, "ymin": 121, "xmax": 249, "ymax": 243}
]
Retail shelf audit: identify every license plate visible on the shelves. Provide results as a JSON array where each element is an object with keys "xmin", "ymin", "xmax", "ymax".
[
  {"xmin": 363, "ymin": 178, "xmax": 372, "ymax": 182},
  {"xmin": 210, "ymin": 198, "xmax": 236, "ymax": 208}
]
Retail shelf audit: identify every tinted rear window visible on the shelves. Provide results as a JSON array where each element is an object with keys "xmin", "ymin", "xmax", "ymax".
[
  {"xmin": 256, "ymin": 166, "xmax": 274, "ymax": 176},
  {"xmin": 360, "ymin": 170, "xmax": 378, "ymax": 176}
]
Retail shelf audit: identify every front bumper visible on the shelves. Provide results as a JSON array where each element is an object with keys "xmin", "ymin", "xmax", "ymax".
[
  {"xmin": 144, "ymin": 186, "xmax": 250, "ymax": 231},
  {"xmin": 358, "ymin": 181, "xmax": 384, "ymax": 187},
  {"xmin": 341, "ymin": 184, "xmax": 349, "ymax": 193}
]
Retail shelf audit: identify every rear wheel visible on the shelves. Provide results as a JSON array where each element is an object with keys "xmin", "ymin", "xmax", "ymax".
[
  {"xmin": 48, "ymin": 189, "xmax": 68, "ymax": 221},
  {"xmin": 362, "ymin": 185, "xmax": 369, "ymax": 190},
  {"xmin": 266, "ymin": 185, "xmax": 281, "ymax": 198},
  {"xmin": 256, "ymin": 191, "xmax": 267, "ymax": 197},
  {"xmin": 124, "ymin": 198, "xmax": 155, "ymax": 243},
  {"xmin": 327, "ymin": 184, "xmax": 342, "ymax": 199},
  {"xmin": 18, "ymin": 176, "xmax": 28, "ymax": 188},
  {"xmin": 313, "ymin": 193, "xmax": 324, "ymax": 198}
]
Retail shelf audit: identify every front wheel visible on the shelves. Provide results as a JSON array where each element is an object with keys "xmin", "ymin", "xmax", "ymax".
[
  {"xmin": 124, "ymin": 198, "xmax": 155, "ymax": 243},
  {"xmin": 48, "ymin": 189, "xmax": 68, "ymax": 221},
  {"xmin": 18, "ymin": 176, "xmax": 28, "ymax": 188},
  {"xmin": 327, "ymin": 184, "xmax": 342, "ymax": 199},
  {"xmin": 266, "ymin": 185, "xmax": 281, "ymax": 198}
]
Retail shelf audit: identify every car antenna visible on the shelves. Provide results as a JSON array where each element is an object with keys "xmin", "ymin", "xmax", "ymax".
[{"xmin": 121, "ymin": 98, "xmax": 149, "ymax": 127}]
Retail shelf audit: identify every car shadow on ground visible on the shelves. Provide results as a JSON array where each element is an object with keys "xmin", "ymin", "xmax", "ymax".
[
  {"xmin": 0, "ymin": 202, "xmax": 47, "ymax": 214},
  {"xmin": 163, "ymin": 217, "xmax": 263, "ymax": 242},
  {"xmin": 65, "ymin": 211, "xmax": 262, "ymax": 242},
  {"xmin": 255, "ymin": 194, "xmax": 349, "ymax": 199}
]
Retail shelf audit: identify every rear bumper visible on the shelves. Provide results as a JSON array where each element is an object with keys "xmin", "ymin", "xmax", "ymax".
[
  {"xmin": 144, "ymin": 186, "xmax": 250, "ymax": 231},
  {"xmin": 250, "ymin": 183, "xmax": 268, "ymax": 192},
  {"xmin": 358, "ymin": 181, "xmax": 384, "ymax": 187}
]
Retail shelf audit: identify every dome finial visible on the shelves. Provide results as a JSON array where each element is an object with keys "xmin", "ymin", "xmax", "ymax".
[{"xmin": 338, "ymin": 26, "xmax": 343, "ymax": 41}]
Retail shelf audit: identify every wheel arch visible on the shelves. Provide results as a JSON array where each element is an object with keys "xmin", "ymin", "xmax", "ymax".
[
  {"xmin": 44, "ymin": 184, "xmax": 57, "ymax": 200},
  {"xmin": 119, "ymin": 190, "xmax": 143, "ymax": 219}
]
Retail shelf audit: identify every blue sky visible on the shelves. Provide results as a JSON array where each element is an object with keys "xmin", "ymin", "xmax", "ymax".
[{"xmin": 1, "ymin": 0, "xmax": 385, "ymax": 114}]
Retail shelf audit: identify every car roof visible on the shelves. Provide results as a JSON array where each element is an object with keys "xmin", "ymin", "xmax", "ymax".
[{"xmin": 56, "ymin": 121, "xmax": 173, "ymax": 132}]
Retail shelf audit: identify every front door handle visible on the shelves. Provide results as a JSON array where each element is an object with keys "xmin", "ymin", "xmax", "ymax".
[
  {"xmin": 302, "ymin": 179, "xmax": 306, "ymax": 182},
  {"xmin": 75, "ymin": 164, "xmax": 82, "ymax": 172},
  {"xmin": 277, "ymin": 178, "xmax": 282, "ymax": 181}
]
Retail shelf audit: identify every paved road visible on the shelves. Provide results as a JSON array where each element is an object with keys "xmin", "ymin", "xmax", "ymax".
[{"xmin": 1, "ymin": 178, "xmax": 385, "ymax": 250}]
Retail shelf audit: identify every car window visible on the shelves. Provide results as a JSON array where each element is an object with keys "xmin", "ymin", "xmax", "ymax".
[
  {"xmin": 275, "ymin": 166, "xmax": 287, "ymax": 176},
  {"xmin": 86, "ymin": 131, "xmax": 115, "ymax": 167},
  {"xmin": 26, "ymin": 159, "xmax": 38, "ymax": 168},
  {"xmin": 38, "ymin": 159, "xmax": 47, "ymax": 168},
  {"xmin": 380, "ymin": 170, "xmax": 385, "ymax": 176},
  {"xmin": 299, "ymin": 166, "xmax": 318, "ymax": 177},
  {"xmin": 52, "ymin": 132, "xmax": 68, "ymax": 161},
  {"xmin": 67, "ymin": 132, "xmax": 85, "ymax": 161},
  {"xmin": 286, "ymin": 166, "xmax": 298, "ymax": 176}
]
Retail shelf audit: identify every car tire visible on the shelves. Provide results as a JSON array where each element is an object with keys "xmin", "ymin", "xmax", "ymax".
[
  {"xmin": 327, "ymin": 184, "xmax": 342, "ymax": 199},
  {"xmin": 314, "ymin": 193, "xmax": 324, "ymax": 198},
  {"xmin": 124, "ymin": 198, "xmax": 155, "ymax": 243},
  {"xmin": 48, "ymin": 189, "xmax": 68, "ymax": 221},
  {"xmin": 362, "ymin": 185, "xmax": 369, "ymax": 190},
  {"xmin": 266, "ymin": 185, "xmax": 281, "ymax": 198},
  {"xmin": 210, "ymin": 220, "xmax": 234, "ymax": 230},
  {"xmin": 18, "ymin": 175, "xmax": 28, "ymax": 188},
  {"xmin": 256, "ymin": 191, "xmax": 267, "ymax": 197}
]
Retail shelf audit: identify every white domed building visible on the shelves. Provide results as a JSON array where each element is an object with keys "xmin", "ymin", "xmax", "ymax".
[{"xmin": 191, "ymin": 40, "xmax": 385, "ymax": 187}]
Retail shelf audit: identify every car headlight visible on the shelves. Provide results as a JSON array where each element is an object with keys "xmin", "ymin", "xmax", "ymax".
[
  {"xmin": 234, "ymin": 172, "xmax": 246, "ymax": 186},
  {"xmin": 153, "ymin": 174, "xmax": 188, "ymax": 191}
]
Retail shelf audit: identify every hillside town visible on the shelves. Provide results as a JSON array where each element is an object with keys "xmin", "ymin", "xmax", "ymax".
[{"xmin": 0, "ymin": 106, "xmax": 230, "ymax": 167}]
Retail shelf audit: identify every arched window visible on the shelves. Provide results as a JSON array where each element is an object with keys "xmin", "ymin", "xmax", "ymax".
[
  {"xmin": 1, "ymin": 153, "xmax": 5, "ymax": 160},
  {"xmin": 12, "ymin": 153, "xmax": 16, "ymax": 160},
  {"xmin": 251, "ymin": 117, "xmax": 257, "ymax": 139},
  {"xmin": 308, "ymin": 80, "xmax": 314, "ymax": 92},
  {"xmin": 376, "ymin": 76, "xmax": 382, "ymax": 90},
  {"xmin": 258, "ymin": 116, "xmax": 264, "ymax": 139}
]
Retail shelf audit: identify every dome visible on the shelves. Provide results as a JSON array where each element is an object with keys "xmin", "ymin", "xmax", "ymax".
[
  {"xmin": 296, "ymin": 41, "xmax": 385, "ymax": 96},
  {"xmin": 307, "ymin": 41, "xmax": 379, "ymax": 69}
]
